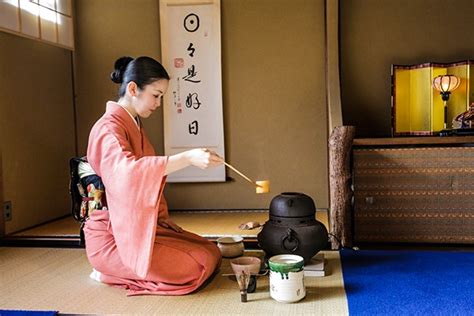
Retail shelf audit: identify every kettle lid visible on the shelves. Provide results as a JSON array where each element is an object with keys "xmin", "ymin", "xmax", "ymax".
[{"xmin": 269, "ymin": 192, "xmax": 316, "ymax": 218}]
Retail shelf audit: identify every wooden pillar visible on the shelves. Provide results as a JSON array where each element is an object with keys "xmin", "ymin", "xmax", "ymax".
[
  {"xmin": 328, "ymin": 125, "xmax": 355, "ymax": 249},
  {"xmin": 326, "ymin": 0, "xmax": 343, "ymax": 134}
]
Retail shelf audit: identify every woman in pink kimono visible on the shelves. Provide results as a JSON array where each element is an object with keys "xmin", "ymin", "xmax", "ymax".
[{"xmin": 83, "ymin": 56, "xmax": 223, "ymax": 295}]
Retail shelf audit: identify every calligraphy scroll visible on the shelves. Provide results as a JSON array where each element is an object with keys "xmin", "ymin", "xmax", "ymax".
[{"xmin": 160, "ymin": 0, "xmax": 225, "ymax": 182}]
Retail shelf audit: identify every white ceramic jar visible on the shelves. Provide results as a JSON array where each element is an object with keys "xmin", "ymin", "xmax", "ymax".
[
  {"xmin": 268, "ymin": 254, "xmax": 306, "ymax": 303},
  {"xmin": 269, "ymin": 270, "xmax": 306, "ymax": 303}
]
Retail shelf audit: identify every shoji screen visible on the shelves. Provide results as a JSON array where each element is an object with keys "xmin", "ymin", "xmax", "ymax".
[{"xmin": 0, "ymin": 0, "xmax": 74, "ymax": 50}]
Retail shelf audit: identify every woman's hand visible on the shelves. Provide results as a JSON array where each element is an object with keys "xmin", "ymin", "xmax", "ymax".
[
  {"xmin": 158, "ymin": 218, "xmax": 184, "ymax": 233},
  {"xmin": 165, "ymin": 148, "xmax": 223, "ymax": 175},
  {"xmin": 185, "ymin": 148, "xmax": 223, "ymax": 169}
]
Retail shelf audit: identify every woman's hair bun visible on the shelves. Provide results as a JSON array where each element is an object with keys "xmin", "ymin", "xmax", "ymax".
[{"xmin": 110, "ymin": 56, "xmax": 134, "ymax": 84}]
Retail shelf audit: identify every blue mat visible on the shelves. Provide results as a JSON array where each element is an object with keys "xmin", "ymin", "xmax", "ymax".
[
  {"xmin": 0, "ymin": 311, "xmax": 57, "ymax": 316},
  {"xmin": 340, "ymin": 250, "xmax": 474, "ymax": 315}
]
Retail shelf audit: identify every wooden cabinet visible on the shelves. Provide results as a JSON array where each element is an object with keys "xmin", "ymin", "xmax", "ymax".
[
  {"xmin": 0, "ymin": 151, "xmax": 3, "ymax": 237},
  {"xmin": 352, "ymin": 137, "xmax": 474, "ymax": 244}
]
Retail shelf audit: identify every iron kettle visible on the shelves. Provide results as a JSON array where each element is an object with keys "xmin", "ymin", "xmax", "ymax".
[{"xmin": 257, "ymin": 192, "xmax": 328, "ymax": 262}]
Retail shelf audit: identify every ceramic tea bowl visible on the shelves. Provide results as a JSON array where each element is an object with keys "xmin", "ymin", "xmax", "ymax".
[{"xmin": 217, "ymin": 236, "xmax": 245, "ymax": 258}]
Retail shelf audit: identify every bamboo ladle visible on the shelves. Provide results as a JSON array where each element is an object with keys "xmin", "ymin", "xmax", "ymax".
[{"xmin": 222, "ymin": 161, "xmax": 270, "ymax": 194}]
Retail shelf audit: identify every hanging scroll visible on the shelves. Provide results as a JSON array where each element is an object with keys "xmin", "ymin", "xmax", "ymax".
[{"xmin": 160, "ymin": 0, "xmax": 225, "ymax": 182}]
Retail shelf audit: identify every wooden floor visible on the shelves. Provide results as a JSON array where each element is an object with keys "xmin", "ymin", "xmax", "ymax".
[{"xmin": 10, "ymin": 209, "xmax": 329, "ymax": 239}]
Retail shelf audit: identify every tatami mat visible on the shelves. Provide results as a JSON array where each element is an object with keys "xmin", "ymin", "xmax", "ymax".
[
  {"xmin": 0, "ymin": 247, "xmax": 348, "ymax": 315},
  {"xmin": 171, "ymin": 210, "xmax": 328, "ymax": 238},
  {"xmin": 11, "ymin": 210, "xmax": 329, "ymax": 239},
  {"xmin": 11, "ymin": 216, "xmax": 81, "ymax": 237}
]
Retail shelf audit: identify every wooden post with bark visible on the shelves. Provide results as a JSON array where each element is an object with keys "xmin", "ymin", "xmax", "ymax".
[{"xmin": 328, "ymin": 126, "xmax": 355, "ymax": 249}]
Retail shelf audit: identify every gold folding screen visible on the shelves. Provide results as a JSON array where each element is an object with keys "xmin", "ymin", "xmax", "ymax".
[{"xmin": 392, "ymin": 60, "xmax": 472, "ymax": 136}]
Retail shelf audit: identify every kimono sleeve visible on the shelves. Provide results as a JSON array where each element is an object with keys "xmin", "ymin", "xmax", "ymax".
[{"xmin": 87, "ymin": 122, "xmax": 168, "ymax": 279}]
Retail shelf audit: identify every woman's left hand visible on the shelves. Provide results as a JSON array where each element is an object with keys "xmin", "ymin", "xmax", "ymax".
[{"xmin": 158, "ymin": 218, "xmax": 184, "ymax": 233}]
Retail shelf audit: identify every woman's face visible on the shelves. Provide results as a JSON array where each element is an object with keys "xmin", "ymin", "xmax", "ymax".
[{"xmin": 133, "ymin": 79, "xmax": 169, "ymax": 118}]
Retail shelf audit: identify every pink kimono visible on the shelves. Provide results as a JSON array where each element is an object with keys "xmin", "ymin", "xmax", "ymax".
[{"xmin": 83, "ymin": 101, "xmax": 221, "ymax": 296}]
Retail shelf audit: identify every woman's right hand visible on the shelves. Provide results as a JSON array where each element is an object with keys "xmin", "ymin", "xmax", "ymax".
[
  {"xmin": 185, "ymin": 148, "xmax": 223, "ymax": 169},
  {"xmin": 165, "ymin": 148, "xmax": 223, "ymax": 175}
]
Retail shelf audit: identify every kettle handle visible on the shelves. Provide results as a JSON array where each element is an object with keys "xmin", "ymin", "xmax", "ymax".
[{"xmin": 281, "ymin": 228, "xmax": 299, "ymax": 252}]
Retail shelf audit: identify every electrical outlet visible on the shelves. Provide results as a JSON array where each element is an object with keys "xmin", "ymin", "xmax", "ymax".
[{"xmin": 3, "ymin": 201, "xmax": 12, "ymax": 221}]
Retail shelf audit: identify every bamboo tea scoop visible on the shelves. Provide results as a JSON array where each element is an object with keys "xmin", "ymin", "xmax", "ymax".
[{"xmin": 223, "ymin": 161, "xmax": 270, "ymax": 194}]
